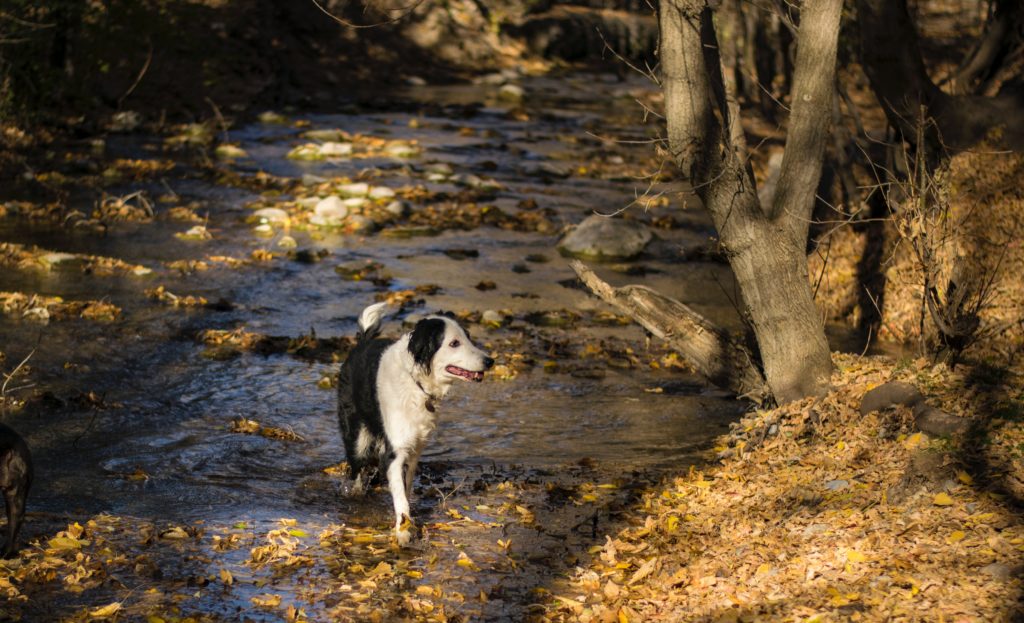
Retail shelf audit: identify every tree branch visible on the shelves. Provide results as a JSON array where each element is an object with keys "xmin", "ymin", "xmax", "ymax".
[{"xmin": 570, "ymin": 260, "xmax": 768, "ymax": 403}]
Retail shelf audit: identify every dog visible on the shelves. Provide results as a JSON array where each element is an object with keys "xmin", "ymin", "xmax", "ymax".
[
  {"xmin": 0, "ymin": 422, "xmax": 32, "ymax": 558},
  {"xmin": 337, "ymin": 302, "xmax": 493, "ymax": 546}
]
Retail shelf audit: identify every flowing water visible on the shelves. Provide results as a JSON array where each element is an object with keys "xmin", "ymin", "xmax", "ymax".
[{"xmin": 0, "ymin": 71, "xmax": 752, "ymax": 620}]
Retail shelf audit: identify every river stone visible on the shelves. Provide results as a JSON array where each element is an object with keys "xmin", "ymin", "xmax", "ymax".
[
  {"xmin": 369, "ymin": 186, "xmax": 396, "ymax": 200},
  {"xmin": 313, "ymin": 196, "xmax": 348, "ymax": 226},
  {"xmin": 499, "ymin": 84, "xmax": 525, "ymax": 101},
  {"xmin": 253, "ymin": 207, "xmax": 290, "ymax": 225},
  {"xmin": 859, "ymin": 381, "xmax": 924, "ymax": 416},
  {"xmin": 913, "ymin": 404, "xmax": 970, "ymax": 436},
  {"xmin": 319, "ymin": 142, "xmax": 353, "ymax": 158},
  {"xmin": 386, "ymin": 143, "xmax": 420, "ymax": 158},
  {"xmin": 338, "ymin": 182, "xmax": 369, "ymax": 197},
  {"xmin": 301, "ymin": 174, "xmax": 328, "ymax": 187},
  {"xmin": 346, "ymin": 214, "xmax": 376, "ymax": 235},
  {"xmin": 385, "ymin": 200, "xmax": 410, "ymax": 217},
  {"xmin": 558, "ymin": 215, "xmax": 653, "ymax": 261},
  {"xmin": 482, "ymin": 310, "xmax": 504, "ymax": 326}
]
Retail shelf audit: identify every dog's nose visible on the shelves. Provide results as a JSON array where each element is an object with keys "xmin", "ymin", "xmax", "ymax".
[{"xmin": 483, "ymin": 356, "xmax": 495, "ymax": 369}]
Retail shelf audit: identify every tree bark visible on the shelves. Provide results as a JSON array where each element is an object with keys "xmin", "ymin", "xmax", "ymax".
[
  {"xmin": 657, "ymin": 0, "xmax": 839, "ymax": 404},
  {"xmin": 570, "ymin": 260, "xmax": 768, "ymax": 402}
]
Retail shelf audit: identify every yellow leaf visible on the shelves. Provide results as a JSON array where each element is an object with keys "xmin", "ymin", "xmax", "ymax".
[
  {"xmin": 846, "ymin": 550, "xmax": 866, "ymax": 563},
  {"xmin": 836, "ymin": 441, "xmax": 847, "ymax": 451},
  {"xmin": 89, "ymin": 602, "xmax": 122, "ymax": 618},
  {"xmin": 287, "ymin": 528, "xmax": 308, "ymax": 538},
  {"xmin": 665, "ymin": 516, "xmax": 680, "ymax": 533},
  {"xmin": 252, "ymin": 593, "xmax": 282, "ymax": 608},
  {"xmin": 933, "ymin": 492, "xmax": 954, "ymax": 506},
  {"xmin": 47, "ymin": 536, "xmax": 86, "ymax": 551},
  {"xmin": 618, "ymin": 609, "xmax": 630, "ymax": 623},
  {"xmin": 456, "ymin": 553, "xmax": 478, "ymax": 570},
  {"xmin": 947, "ymin": 530, "xmax": 966, "ymax": 544},
  {"xmin": 904, "ymin": 432, "xmax": 925, "ymax": 449},
  {"xmin": 957, "ymin": 470, "xmax": 974, "ymax": 485},
  {"xmin": 581, "ymin": 494, "xmax": 598, "ymax": 503},
  {"xmin": 755, "ymin": 563, "xmax": 771, "ymax": 576},
  {"xmin": 406, "ymin": 570, "xmax": 423, "ymax": 579},
  {"xmin": 220, "ymin": 568, "xmax": 234, "ymax": 585}
]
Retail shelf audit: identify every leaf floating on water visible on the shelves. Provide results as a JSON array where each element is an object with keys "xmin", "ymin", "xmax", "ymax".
[
  {"xmin": 159, "ymin": 526, "xmax": 190, "ymax": 540},
  {"xmin": 88, "ymin": 602, "xmax": 122, "ymax": 619},
  {"xmin": 251, "ymin": 593, "xmax": 282, "ymax": 608},
  {"xmin": 219, "ymin": 568, "xmax": 234, "ymax": 585}
]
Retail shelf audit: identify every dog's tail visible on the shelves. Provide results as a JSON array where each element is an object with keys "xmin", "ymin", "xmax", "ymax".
[{"xmin": 357, "ymin": 302, "xmax": 388, "ymax": 340}]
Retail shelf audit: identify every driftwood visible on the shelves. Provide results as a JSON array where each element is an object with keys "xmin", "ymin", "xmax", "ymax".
[{"xmin": 570, "ymin": 260, "xmax": 768, "ymax": 403}]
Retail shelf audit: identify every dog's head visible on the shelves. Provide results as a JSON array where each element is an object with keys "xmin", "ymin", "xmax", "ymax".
[{"xmin": 408, "ymin": 315, "xmax": 494, "ymax": 384}]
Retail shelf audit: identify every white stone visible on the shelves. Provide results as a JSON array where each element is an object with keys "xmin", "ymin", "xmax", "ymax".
[
  {"xmin": 319, "ymin": 142, "xmax": 353, "ymax": 158},
  {"xmin": 369, "ymin": 186, "xmax": 396, "ymax": 200},
  {"xmin": 337, "ymin": 182, "xmax": 369, "ymax": 197},
  {"xmin": 313, "ymin": 196, "xmax": 349, "ymax": 226}
]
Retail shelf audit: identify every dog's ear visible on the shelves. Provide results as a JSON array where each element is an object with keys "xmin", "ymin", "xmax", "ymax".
[{"xmin": 409, "ymin": 318, "xmax": 446, "ymax": 371}]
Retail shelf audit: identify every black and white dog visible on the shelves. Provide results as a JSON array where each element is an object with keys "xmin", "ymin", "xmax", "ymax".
[{"xmin": 337, "ymin": 302, "xmax": 493, "ymax": 545}]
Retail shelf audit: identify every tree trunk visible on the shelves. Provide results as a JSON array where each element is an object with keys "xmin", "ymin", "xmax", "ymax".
[
  {"xmin": 951, "ymin": 0, "xmax": 1024, "ymax": 96},
  {"xmin": 570, "ymin": 261, "xmax": 768, "ymax": 402},
  {"xmin": 655, "ymin": 0, "xmax": 840, "ymax": 404},
  {"xmin": 856, "ymin": 0, "xmax": 1024, "ymax": 151}
]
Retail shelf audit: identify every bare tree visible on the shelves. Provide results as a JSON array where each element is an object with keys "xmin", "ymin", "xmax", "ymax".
[{"xmin": 577, "ymin": 0, "xmax": 842, "ymax": 405}]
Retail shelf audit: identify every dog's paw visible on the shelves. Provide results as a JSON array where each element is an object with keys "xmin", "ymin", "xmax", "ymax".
[
  {"xmin": 394, "ymin": 516, "xmax": 416, "ymax": 547},
  {"xmin": 395, "ymin": 527, "xmax": 413, "ymax": 547}
]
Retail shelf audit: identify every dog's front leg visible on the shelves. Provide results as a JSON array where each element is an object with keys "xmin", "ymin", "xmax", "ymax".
[{"xmin": 387, "ymin": 451, "xmax": 413, "ymax": 546}]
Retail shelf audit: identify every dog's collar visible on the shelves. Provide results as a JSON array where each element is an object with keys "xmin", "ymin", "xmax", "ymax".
[{"xmin": 415, "ymin": 380, "xmax": 437, "ymax": 413}]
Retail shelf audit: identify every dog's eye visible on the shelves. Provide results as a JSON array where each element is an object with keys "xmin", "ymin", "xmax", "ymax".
[{"xmin": 449, "ymin": 339, "xmax": 460, "ymax": 348}]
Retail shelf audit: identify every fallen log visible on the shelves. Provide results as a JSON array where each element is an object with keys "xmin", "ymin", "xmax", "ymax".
[{"xmin": 570, "ymin": 260, "xmax": 768, "ymax": 403}]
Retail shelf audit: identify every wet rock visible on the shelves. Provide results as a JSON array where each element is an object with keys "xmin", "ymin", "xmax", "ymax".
[
  {"xmin": 176, "ymin": 225, "xmax": 212, "ymax": 241},
  {"xmin": 345, "ymin": 215, "xmax": 376, "ymax": 235},
  {"xmin": 475, "ymin": 72, "xmax": 508, "ymax": 86},
  {"xmin": 913, "ymin": 404, "xmax": 970, "ymax": 436},
  {"xmin": 215, "ymin": 144, "xmax": 248, "ymax": 160},
  {"xmin": 518, "ymin": 161, "xmax": 572, "ymax": 179},
  {"xmin": 369, "ymin": 186, "xmax": 396, "ymax": 200},
  {"xmin": 258, "ymin": 111, "xmax": 289, "ymax": 124},
  {"xmin": 301, "ymin": 174, "xmax": 328, "ymax": 187},
  {"xmin": 319, "ymin": 142, "xmax": 353, "ymax": 158},
  {"xmin": 425, "ymin": 162, "xmax": 454, "ymax": 177},
  {"xmin": 277, "ymin": 235, "xmax": 297, "ymax": 249},
  {"xmin": 342, "ymin": 197, "xmax": 368, "ymax": 210},
  {"xmin": 384, "ymin": 200, "xmax": 410, "ymax": 217},
  {"xmin": 108, "ymin": 111, "xmax": 142, "ymax": 132},
  {"xmin": 558, "ymin": 215, "xmax": 653, "ymax": 261},
  {"xmin": 386, "ymin": 142, "xmax": 420, "ymax": 158},
  {"xmin": 859, "ymin": 381, "xmax": 924, "ymax": 416},
  {"xmin": 498, "ymin": 84, "xmax": 525, "ymax": 101},
  {"xmin": 253, "ymin": 207, "xmax": 290, "ymax": 225},
  {"xmin": 482, "ymin": 310, "xmax": 504, "ymax": 327},
  {"xmin": 338, "ymin": 182, "xmax": 369, "ymax": 197},
  {"xmin": 311, "ymin": 196, "xmax": 348, "ymax": 227}
]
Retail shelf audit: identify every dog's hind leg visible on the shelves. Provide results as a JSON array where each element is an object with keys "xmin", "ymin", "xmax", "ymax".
[{"xmin": 386, "ymin": 451, "xmax": 414, "ymax": 546}]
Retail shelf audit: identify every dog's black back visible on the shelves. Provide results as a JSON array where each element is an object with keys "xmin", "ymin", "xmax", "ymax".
[
  {"xmin": 0, "ymin": 422, "xmax": 32, "ymax": 558},
  {"xmin": 338, "ymin": 335, "xmax": 394, "ymax": 485}
]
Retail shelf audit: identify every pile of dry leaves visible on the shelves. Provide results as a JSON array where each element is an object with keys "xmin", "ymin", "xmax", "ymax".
[{"xmin": 548, "ymin": 353, "xmax": 1024, "ymax": 621}]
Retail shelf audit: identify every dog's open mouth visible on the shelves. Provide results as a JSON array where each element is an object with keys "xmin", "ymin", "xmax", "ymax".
[{"xmin": 445, "ymin": 365, "xmax": 484, "ymax": 382}]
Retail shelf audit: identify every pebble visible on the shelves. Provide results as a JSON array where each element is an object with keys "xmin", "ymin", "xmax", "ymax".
[
  {"xmin": 369, "ymin": 186, "xmax": 396, "ymax": 200},
  {"xmin": 313, "ymin": 196, "xmax": 348, "ymax": 226},
  {"xmin": 338, "ymin": 182, "xmax": 369, "ymax": 197},
  {"xmin": 346, "ymin": 215, "xmax": 376, "ymax": 234},
  {"xmin": 499, "ymin": 84, "xmax": 525, "ymax": 101},
  {"xmin": 277, "ymin": 235, "xmax": 297, "ymax": 249},
  {"xmin": 385, "ymin": 200, "xmax": 410, "ymax": 217},
  {"xmin": 253, "ymin": 207, "xmax": 290, "ymax": 225},
  {"xmin": 301, "ymin": 174, "xmax": 328, "ymax": 187},
  {"xmin": 319, "ymin": 142, "xmax": 353, "ymax": 158}
]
